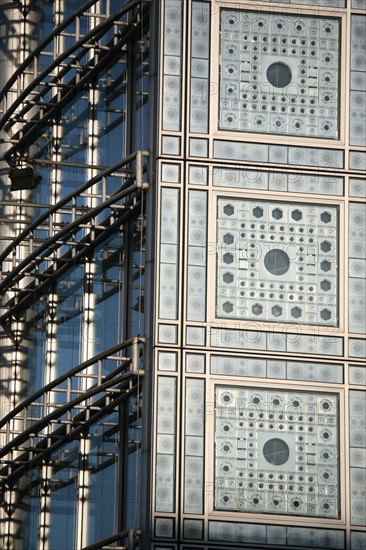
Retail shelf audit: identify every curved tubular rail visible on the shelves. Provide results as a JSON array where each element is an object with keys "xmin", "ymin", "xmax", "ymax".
[
  {"xmin": 0, "ymin": 150, "xmax": 148, "ymax": 267},
  {"xmin": 3, "ymin": 0, "xmax": 145, "ymax": 135},
  {"xmin": 0, "ymin": 0, "xmax": 147, "ymax": 133},
  {"xmin": 81, "ymin": 529, "xmax": 141, "ymax": 550},
  {"xmin": 0, "ymin": 151, "xmax": 148, "ymax": 302},
  {"xmin": 0, "ymin": 197, "xmax": 143, "ymax": 323},
  {"xmin": 0, "ymin": 178, "xmax": 147, "ymax": 294},
  {"xmin": 3, "ymin": 8, "xmax": 150, "ymax": 161},
  {"xmin": 0, "ymin": 337, "xmax": 145, "ymax": 488},
  {"xmin": 0, "ymin": 372, "xmax": 135, "ymax": 460},
  {"xmin": 0, "ymin": 0, "xmax": 98, "ymax": 104},
  {"xmin": 0, "ymin": 336, "xmax": 144, "ymax": 432},
  {"xmin": 2, "ymin": 382, "xmax": 141, "ymax": 490}
]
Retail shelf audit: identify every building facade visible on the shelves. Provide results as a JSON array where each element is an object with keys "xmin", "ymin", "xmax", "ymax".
[{"xmin": 0, "ymin": 0, "xmax": 365, "ymax": 549}]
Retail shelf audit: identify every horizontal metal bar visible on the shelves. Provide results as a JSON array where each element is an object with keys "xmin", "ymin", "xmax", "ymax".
[
  {"xmin": 0, "ymin": 0, "xmax": 99, "ymax": 103},
  {"xmin": 0, "ymin": 338, "xmax": 143, "ymax": 432},
  {"xmin": 0, "ymin": 0, "xmax": 148, "ymax": 132},
  {"xmin": 15, "ymin": 156, "xmax": 135, "ymax": 174},
  {"xmin": 2, "ymin": 383, "xmax": 140, "ymax": 489},
  {"xmin": 0, "ymin": 150, "xmax": 148, "ymax": 268},
  {"xmin": 81, "ymin": 530, "xmax": 141, "ymax": 550}
]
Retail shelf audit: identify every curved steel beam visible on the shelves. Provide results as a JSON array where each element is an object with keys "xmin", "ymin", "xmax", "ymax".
[
  {"xmin": 0, "ymin": 371, "xmax": 139, "ymax": 462},
  {"xmin": 0, "ymin": 337, "xmax": 145, "ymax": 490},
  {"xmin": 0, "ymin": 0, "xmax": 99, "ymax": 104},
  {"xmin": 0, "ymin": 150, "xmax": 148, "ymax": 268},
  {"xmin": 0, "ymin": 0, "xmax": 147, "ymax": 133},
  {"xmin": 0, "ymin": 336, "xmax": 144, "ymax": 431},
  {"xmin": 0, "ymin": 198, "xmax": 143, "ymax": 324},
  {"xmin": 0, "ymin": 180, "xmax": 147, "ymax": 294},
  {"xmin": 3, "ymin": 9, "xmax": 150, "ymax": 161},
  {"xmin": 1, "ymin": 382, "xmax": 141, "ymax": 492}
]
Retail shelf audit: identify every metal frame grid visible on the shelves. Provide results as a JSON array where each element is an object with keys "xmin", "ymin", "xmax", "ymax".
[
  {"xmin": 0, "ymin": 1, "xmax": 151, "ymax": 548},
  {"xmin": 153, "ymin": 1, "xmax": 366, "ymax": 549}
]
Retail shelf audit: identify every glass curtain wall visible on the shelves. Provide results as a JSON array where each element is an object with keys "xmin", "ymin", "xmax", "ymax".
[{"xmin": 0, "ymin": 1, "xmax": 149, "ymax": 548}]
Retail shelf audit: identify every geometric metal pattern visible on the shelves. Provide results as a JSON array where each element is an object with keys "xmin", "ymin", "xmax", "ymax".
[
  {"xmin": 190, "ymin": 2, "xmax": 210, "ymax": 133},
  {"xmin": 215, "ymin": 386, "xmax": 339, "ymax": 518},
  {"xmin": 209, "ymin": 522, "xmax": 345, "ymax": 548},
  {"xmin": 220, "ymin": 10, "xmax": 340, "ymax": 139},
  {"xmin": 349, "ymin": 202, "xmax": 366, "ymax": 334},
  {"xmin": 349, "ymin": 391, "xmax": 366, "ymax": 526},
  {"xmin": 350, "ymin": 15, "xmax": 366, "ymax": 146},
  {"xmin": 211, "ymin": 328, "xmax": 344, "ymax": 357},
  {"xmin": 159, "ymin": 188, "xmax": 180, "ymax": 319},
  {"xmin": 211, "ymin": 356, "xmax": 344, "ymax": 384},
  {"xmin": 213, "ymin": 139, "xmax": 344, "ymax": 168},
  {"xmin": 156, "ymin": 377, "xmax": 177, "ymax": 513},
  {"xmin": 187, "ymin": 190, "xmax": 207, "ymax": 321},
  {"xmin": 213, "ymin": 167, "xmax": 343, "ymax": 197},
  {"xmin": 162, "ymin": 0, "xmax": 183, "ymax": 131},
  {"xmin": 217, "ymin": 198, "xmax": 338, "ymax": 325},
  {"xmin": 184, "ymin": 378, "xmax": 205, "ymax": 514},
  {"xmin": 0, "ymin": 0, "xmax": 363, "ymax": 545}
]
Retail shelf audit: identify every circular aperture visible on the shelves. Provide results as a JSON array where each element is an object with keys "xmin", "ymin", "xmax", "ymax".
[
  {"xmin": 263, "ymin": 438, "xmax": 290, "ymax": 466},
  {"xmin": 264, "ymin": 249, "xmax": 290, "ymax": 275},
  {"xmin": 266, "ymin": 62, "xmax": 292, "ymax": 88}
]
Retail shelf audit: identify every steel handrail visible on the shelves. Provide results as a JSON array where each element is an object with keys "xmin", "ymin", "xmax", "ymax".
[
  {"xmin": 0, "ymin": 336, "xmax": 144, "ymax": 431},
  {"xmin": 3, "ymin": 9, "xmax": 150, "ymax": 161},
  {"xmin": 0, "ymin": 0, "xmax": 145, "ymax": 132},
  {"xmin": 1, "ymin": 382, "xmax": 140, "ymax": 489},
  {"xmin": 0, "ymin": 150, "xmax": 148, "ymax": 271},
  {"xmin": 0, "ymin": 0, "xmax": 98, "ymax": 104}
]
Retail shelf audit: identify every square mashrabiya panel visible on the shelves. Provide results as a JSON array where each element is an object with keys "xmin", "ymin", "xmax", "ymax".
[
  {"xmin": 214, "ymin": 385, "xmax": 340, "ymax": 518},
  {"xmin": 219, "ymin": 10, "xmax": 340, "ymax": 139},
  {"xmin": 216, "ymin": 197, "xmax": 338, "ymax": 326}
]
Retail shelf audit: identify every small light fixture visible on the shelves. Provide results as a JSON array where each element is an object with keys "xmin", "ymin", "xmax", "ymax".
[{"xmin": 9, "ymin": 165, "xmax": 42, "ymax": 191}]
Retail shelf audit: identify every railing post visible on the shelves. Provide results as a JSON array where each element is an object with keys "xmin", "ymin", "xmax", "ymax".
[
  {"xmin": 131, "ymin": 337, "xmax": 140, "ymax": 375},
  {"xmin": 128, "ymin": 528, "xmax": 136, "ymax": 550},
  {"xmin": 135, "ymin": 150, "xmax": 143, "ymax": 187}
]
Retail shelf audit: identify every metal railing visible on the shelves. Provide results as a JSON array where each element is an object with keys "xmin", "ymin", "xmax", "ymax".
[
  {"xmin": 0, "ymin": 150, "xmax": 149, "ymax": 326},
  {"xmin": 81, "ymin": 529, "xmax": 141, "ymax": 550},
  {"xmin": 0, "ymin": 336, "xmax": 145, "ymax": 494},
  {"xmin": 0, "ymin": 0, "xmax": 151, "ymax": 163}
]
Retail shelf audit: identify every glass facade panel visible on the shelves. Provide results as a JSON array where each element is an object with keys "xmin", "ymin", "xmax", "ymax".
[
  {"xmin": 155, "ymin": 377, "xmax": 177, "ymax": 513},
  {"xmin": 47, "ymin": 441, "xmax": 79, "ymax": 549},
  {"xmin": 217, "ymin": 197, "xmax": 338, "ymax": 325},
  {"xmin": 215, "ymin": 386, "xmax": 340, "ymax": 518},
  {"xmin": 219, "ymin": 10, "xmax": 340, "ymax": 138},
  {"xmin": 0, "ymin": 0, "xmax": 365, "ymax": 547}
]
